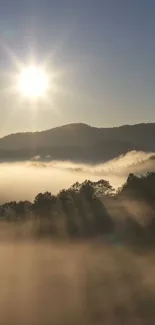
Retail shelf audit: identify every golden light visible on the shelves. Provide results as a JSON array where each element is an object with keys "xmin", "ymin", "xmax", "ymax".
[{"xmin": 18, "ymin": 66, "xmax": 49, "ymax": 98}]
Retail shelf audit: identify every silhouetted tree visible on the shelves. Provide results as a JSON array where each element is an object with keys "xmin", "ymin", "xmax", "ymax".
[
  {"xmin": 58, "ymin": 189, "xmax": 80, "ymax": 237},
  {"xmin": 34, "ymin": 192, "xmax": 56, "ymax": 219},
  {"xmin": 70, "ymin": 180, "xmax": 114, "ymax": 236},
  {"xmin": 71, "ymin": 179, "xmax": 114, "ymax": 198},
  {"xmin": 15, "ymin": 201, "xmax": 32, "ymax": 220},
  {"xmin": 33, "ymin": 192, "xmax": 57, "ymax": 236},
  {"xmin": 1, "ymin": 174, "xmax": 155, "ymax": 246}
]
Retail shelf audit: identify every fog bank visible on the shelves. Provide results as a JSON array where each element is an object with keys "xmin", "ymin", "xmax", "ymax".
[
  {"xmin": 0, "ymin": 241, "xmax": 155, "ymax": 325},
  {"xmin": 0, "ymin": 150, "xmax": 154, "ymax": 202}
]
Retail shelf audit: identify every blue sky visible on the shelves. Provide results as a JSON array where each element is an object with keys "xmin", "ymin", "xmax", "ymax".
[{"xmin": 0, "ymin": 0, "xmax": 155, "ymax": 135}]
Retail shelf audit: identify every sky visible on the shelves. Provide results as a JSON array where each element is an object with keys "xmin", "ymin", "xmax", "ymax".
[{"xmin": 0, "ymin": 0, "xmax": 155, "ymax": 136}]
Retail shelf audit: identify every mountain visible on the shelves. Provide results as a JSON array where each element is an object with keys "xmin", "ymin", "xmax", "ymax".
[{"xmin": 0, "ymin": 122, "xmax": 155, "ymax": 163}]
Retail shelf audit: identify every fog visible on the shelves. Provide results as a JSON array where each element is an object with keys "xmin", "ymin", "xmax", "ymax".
[
  {"xmin": 0, "ymin": 150, "xmax": 155, "ymax": 202},
  {"xmin": 0, "ymin": 151, "xmax": 155, "ymax": 325},
  {"xmin": 0, "ymin": 241, "xmax": 155, "ymax": 325}
]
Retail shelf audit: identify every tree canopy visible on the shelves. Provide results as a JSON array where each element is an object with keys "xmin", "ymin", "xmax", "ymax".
[{"xmin": 1, "ymin": 173, "xmax": 155, "ymax": 246}]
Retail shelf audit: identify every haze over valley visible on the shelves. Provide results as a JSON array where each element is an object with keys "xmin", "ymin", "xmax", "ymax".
[
  {"xmin": 1, "ymin": 1, "xmax": 155, "ymax": 324},
  {"xmin": 0, "ymin": 123, "xmax": 155, "ymax": 202}
]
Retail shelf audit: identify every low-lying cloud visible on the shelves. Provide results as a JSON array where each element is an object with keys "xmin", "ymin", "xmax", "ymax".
[{"xmin": 0, "ymin": 150, "xmax": 155, "ymax": 202}]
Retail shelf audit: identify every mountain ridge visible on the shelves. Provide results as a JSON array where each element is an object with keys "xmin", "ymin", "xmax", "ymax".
[
  {"xmin": 0, "ymin": 122, "xmax": 155, "ymax": 163},
  {"xmin": 2, "ymin": 122, "xmax": 155, "ymax": 139}
]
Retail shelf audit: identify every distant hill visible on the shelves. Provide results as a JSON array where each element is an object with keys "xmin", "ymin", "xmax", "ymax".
[{"xmin": 0, "ymin": 123, "xmax": 155, "ymax": 163}]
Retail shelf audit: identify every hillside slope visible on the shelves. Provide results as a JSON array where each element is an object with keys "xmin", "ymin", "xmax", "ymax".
[{"xmin": 0, "ymin": 123, "xmax": 154, "ymax": 162}]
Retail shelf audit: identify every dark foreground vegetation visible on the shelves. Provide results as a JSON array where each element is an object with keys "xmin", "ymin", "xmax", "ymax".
[
  {"xmin": 1, "ymin": 172, "xmax": 155, "ymax": 247},
  {"xmin": 1, "ymin": 173, "xmax": 155, "ymax": 324}
]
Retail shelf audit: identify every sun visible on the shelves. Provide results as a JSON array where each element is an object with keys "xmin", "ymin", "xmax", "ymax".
[{"xmin": 18, "ymin": 66, "xmax": 49, "ymax": 98}]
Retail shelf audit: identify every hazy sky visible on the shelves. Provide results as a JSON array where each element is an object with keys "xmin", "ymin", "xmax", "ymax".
[{"xmin": 0, "ymin": 0, "xmax": 155, "ymax": 136}]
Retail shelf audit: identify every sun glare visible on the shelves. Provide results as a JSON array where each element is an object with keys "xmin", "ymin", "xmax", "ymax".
[{"xmin": 18, "ymin": 66, "xmax": 49, "ymax": 98}]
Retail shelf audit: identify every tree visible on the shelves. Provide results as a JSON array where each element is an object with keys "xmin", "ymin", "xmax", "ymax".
[
  {"xmin": 15, "ymin": 201, "xmax": 32, "ymax": 220},
  {"xmin": 58, "ymin": 189, "xmax": 80, "ymax": 237},
  {"xmin": 71, "ymin": 179, "xmax": 114, "ymax": 198},
  {"xmin": 34, "ymin": 192, "xmax": 56, "ymax": 218},
  {"xmin": 33, "ymin": 192, "xmax": 57, "ymax": 236},
  {"xmin": 1, "ymin": 201, "xmax": 17, "ymax": 221},
  {"xmin": 71, "ymin": 180, "xmax": 114, "ymax": 236}
]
